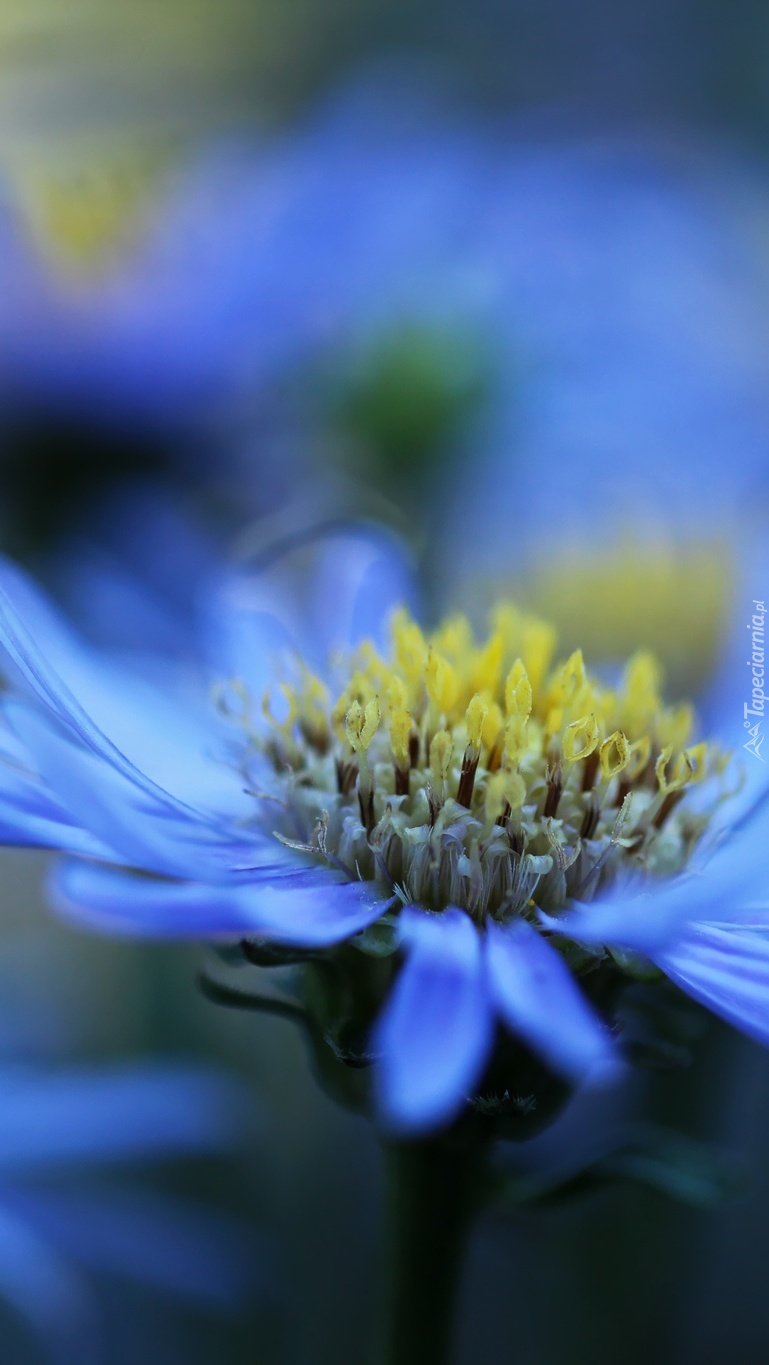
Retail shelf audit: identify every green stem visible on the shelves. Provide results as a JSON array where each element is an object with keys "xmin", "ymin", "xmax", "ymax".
[{"xmin": 373, "ymin": 1133, "xmax": 488, "ymax": 1365}]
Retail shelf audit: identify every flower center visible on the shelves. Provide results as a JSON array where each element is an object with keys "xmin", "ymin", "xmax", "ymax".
[{"xmin": 229, "ymin": 603, "xmax": 729, "ymax": 923}]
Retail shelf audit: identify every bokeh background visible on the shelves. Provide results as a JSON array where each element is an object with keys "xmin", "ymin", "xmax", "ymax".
[{"xmin": 1, "ymin": 3, "xmax": 769, "ymax": 1362}]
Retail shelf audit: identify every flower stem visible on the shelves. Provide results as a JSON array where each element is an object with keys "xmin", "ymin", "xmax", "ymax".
[{"xmin": 373, "ymin": 1132, "xmax": 488, "ymax": 1365}]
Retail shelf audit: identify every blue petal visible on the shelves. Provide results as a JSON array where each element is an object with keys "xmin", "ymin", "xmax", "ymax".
[
  {"xmin": 486, "ymin": 920, "xmax": 620, "ymax": 1085},
  {"xmin": 50, "ymin": 858, "xmax": 389, "ymax": 945},
  {"xmin": 0, "ymin": 724, "xmax": 111, "ymax": 854},
  {"xmin": 3, "ymin": 1187, "xmax": 262, "ymax": 1309},
  {"xmin": 241, "ymin": 876, "xmax": 391, "ymax": 946},
  {"xmin": 692, "ymin": 909, "xmax": 769, "ymax": 930},
  {"xmin": 6, "ymin": 703, "xmax": 266, "ymax": 880},
  {"xmin": 653, "ymin": 923, "xmax": 769, "ymax": 1046},
  {"xmin": 0, "ymin": 1064, "xmax": 246, "ymax": 1172},
  {"xmin": 539, "ymin": 889, "xmax": 689, "ymax": 956},
  {"xmin": 208, "ymin": 523, "xmax": 416, "ymax": 686},
  {"xmin": 0, "ymin": 1208, "xmax": 100, "ymax": 1364},
  {"xmin": 306, "ymin": 527, "xmax": 417, "ymax": 658},
  {"xmin": 543, "ymin": 806, "xmax": 769, "ymax": 955},
  {"xmin": 0, "ymin": 762, "xmax": 112, "ymax": 856},
  {"xmin": 372, "ymin": 906, "xmax": 493, "ymax": 1133},
  {"xmin": 0, "ymin": 559, "xmax": 246, "ymax": 819},
  {"xmin": 49, "ymin": 861, "xmax": 298, "ymax": 939},
  {"xmin": 203, "ymin": 574, "xmax": 299, "ymax": 703}
]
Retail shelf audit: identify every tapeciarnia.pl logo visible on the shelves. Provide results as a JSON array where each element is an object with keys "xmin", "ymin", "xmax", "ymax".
[{"xmin": 744, "ymin": 599, "xmax": 766, "ymax": 761}]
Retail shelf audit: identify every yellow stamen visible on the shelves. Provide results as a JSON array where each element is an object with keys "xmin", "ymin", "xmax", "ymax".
[
  {"xmin": 685, "ymin": 741, "xmax": 709, "ymax": 784},
  {"xmin": 243, "ymin": 595, "xmax": 726, "ymax": 923},
  {"xmin": 470, "ymin": 632, "xmax": 503, "ymax": 697},
  {"xmin": 504, "ymin": 659, "xmax": 532, "ymax": 720},
  {"xmin": 599, "ymin": 730, "xmax": 629, "ymax": 779},
  {"xmin": 430, "ymin": 731, "xmax": 454, "ymax": 782},
  {"xmin": 484, "ymin": 769, "xmax": 526, "ymax": 821},
  {"xmin": 625, "ymin": 735, "xmax": 651, "ymax": 781},
  {"xmin": 345, "ymin": 697, "xmax": 381, "ymax": 756},
  {"xmin": 481, "ymin": 701, "xmax": 505, "ymax": 754},
  {"xmin": 425, "ymin": 649, "xmax": 460, "ymax": 717},
  {"xmin": 262, "ymin": 684, "xmax": 299, "ymax": 734},
  {"xmin": 503, "ymin": 715, "xmax": 529, "ymax": 767},
  {"xmin": 563, "ymin": 713, "xmax": 599, "ymax": 762},
  {"xmin": 655, "ymin": 745, "xmax": 694, "ymax": 795},
  {"xmin": 521, "ymin": 619, "xmax": 557, "ymax": 693},
  {"xmin": 390, "ymin": 709, "xmax": 413, "ymax": 772},
  {"xmin": 465, "ymin": 694, "xmax": 488, "ymax": 752}
]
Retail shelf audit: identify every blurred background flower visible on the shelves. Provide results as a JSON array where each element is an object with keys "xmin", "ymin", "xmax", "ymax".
[
  {"xmin": 0, "ymin": 1062, "xmax": 260, "ymax": 1364},
  {"xmin": 0, "ymin": 924, "xmax": 264, "ymax": 1365},
  {"xmin": 0, "ymin": 1, "xmax": 767, "ymax": 1362},
  {"xmin": 4, "ymin": 69, "xmax": 768, "ymax": 677}
]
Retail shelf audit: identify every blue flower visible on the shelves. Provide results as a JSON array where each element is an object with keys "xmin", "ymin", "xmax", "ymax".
[
  {"xmin": 7, "ymin": 70, "xmax": 769, "ymax": 524},
  {"xmin": 0, "ymin": 77, "xmax": 485, "ymax": 425},
  {"xmin": 0, "ymin": 1053, "xmax": 258, "ymax": 1360},
  {"xmin": 0, "ymin": 526, "xmax": 764, "ymax": 1136}
]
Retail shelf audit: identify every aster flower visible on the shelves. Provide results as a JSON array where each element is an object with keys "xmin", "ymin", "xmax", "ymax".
[
  {"xmin": 6, "ymin": 70, "xmax": 769, "ymax": 526},
  {"xmin": 0, "ymin": 77, "xmax": 486, "ymax": 425},
  {"xmin": 0, "ymin": 526, "xmax": 763, "ymax": 1147}
]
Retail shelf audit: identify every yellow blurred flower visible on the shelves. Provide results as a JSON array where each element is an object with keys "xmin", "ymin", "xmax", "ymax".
[
  {"xmin": 494, "ymin": 538, "xmax": 734, "ymax": 698},
  {"xmin": 0, "ymin": 0, "xmax": 329, "ymax": 271}
]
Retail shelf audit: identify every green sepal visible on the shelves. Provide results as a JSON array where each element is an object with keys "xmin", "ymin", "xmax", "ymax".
[{"xmin": 352, "ymin": 914, "xmax": 400, "ymax": 958}]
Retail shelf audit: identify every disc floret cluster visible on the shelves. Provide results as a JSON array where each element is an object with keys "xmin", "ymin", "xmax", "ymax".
[{"xmin": 235, "ymin": 604, "xmax": 726, "ymax": 926}]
